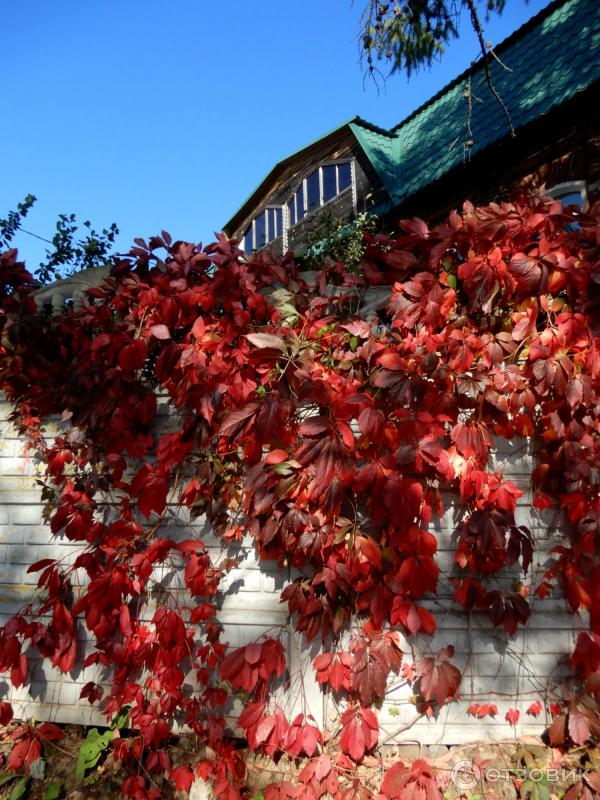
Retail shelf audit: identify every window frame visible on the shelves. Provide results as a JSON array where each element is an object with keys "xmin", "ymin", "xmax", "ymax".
[
  {"xmin": 286, "ymin": 159, "xmax": 355, "ymax": 231},
  {"xmin": 241, "ymin": 159, "xmax": 356, "ymax": 254},
  {"xmin": 242, "ymin": 205, "xmax": 285, "ymax": 253},
  {"xmin": 547, "ymin": 180, "xmax": 588, "ymax": 210}
]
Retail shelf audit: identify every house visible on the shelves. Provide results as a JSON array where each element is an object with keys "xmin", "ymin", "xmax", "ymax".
[{"xmin": 223, "ymin": 0, "xmax": 600, "ymax": 256}]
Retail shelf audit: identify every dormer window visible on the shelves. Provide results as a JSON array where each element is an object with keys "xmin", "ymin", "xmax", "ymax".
[
  {"xmin": 241, "ymin": 160, "xmax": 355, "ymax": 252},
  {"xmin": 548, "ymin": 180, "xmax": 587, "ymax": 209},
  {"xmin": 306, "ymin": 171, "xmax": 320, "ymax": 213},
  {"xmin": 287, "ymin": 161, "xmax": 354, "ymax": 227},
  {"xmin": 242, "ymin": 206, "xmax": 283, "ymax": 252}
]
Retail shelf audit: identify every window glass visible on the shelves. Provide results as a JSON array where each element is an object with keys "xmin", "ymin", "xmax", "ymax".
[
  {"xmin": 306, "ymin": 171, "xmax": 320, "ymax": 212},
  {"xmin": 295, "ymin": 186, "xmax": 305, "ymax": 222},
  {"xmin": 288, "ymin": 199, "xmax": 296, "ymax": 226},
  {"xmin": 266, "ymin": 208, "xmax": 276, "ymax": 241},
  {"xmin": 338, "ymin": 162, "xmax": 352, "ymax": 192},
  {"xmin": 255, "ymin": 213, "xmax": 266, "ymax": 248},
  {"xmin": 557, "ymin": 191, "xmax": 584, "ymax": 209},
  {"xmin": 243, "ymin": 226, "xmax": 252, "ymax": 253},
  {"xmin": 323, "ymin": 165, "xmax": 337, "ymax": 202},
  {"xmin": 275, "ymin": 208, "xmax": 283, "ymax": 236}
]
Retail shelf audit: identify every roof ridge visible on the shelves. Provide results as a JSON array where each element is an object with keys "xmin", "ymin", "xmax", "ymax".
[
  {"xmin": 351, "ymin": 116, "xmax": 395, "ymax": 137},
  {"xmin": 389, "ymin": 0, "xmax": 572, "ymax": 135}
]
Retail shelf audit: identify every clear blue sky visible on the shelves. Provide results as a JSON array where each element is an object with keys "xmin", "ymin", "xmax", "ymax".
[{"xmin": 3, "ymin": 0, "xmax": 549, "ymax": 269}]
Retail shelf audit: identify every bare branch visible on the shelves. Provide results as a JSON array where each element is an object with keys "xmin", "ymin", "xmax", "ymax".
[{"xmin": 464, "ymin": 0, "xmax": 515, "ymax": 137}]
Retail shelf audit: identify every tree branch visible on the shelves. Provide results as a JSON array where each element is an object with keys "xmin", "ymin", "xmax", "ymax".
[{"xmin": 464, "ymin": 0, "xmax": 515, "ymax": 137}]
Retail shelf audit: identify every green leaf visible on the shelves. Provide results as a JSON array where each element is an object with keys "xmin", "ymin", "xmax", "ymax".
[
  {"xmin": 45, "ymin": 781, "xmax": 62, "ymax": 800},
  {"xmin": 111, "ymin": 706, "xmax": 130, "ymax": 730},
  {"xmin": 76, "ymin": 727, "xmax": 114, "ymax": 783},
  {"xmin": 272, "ymin": 463, "xmax": 293, "ymax": 476},
  {"xmin": 0, "ymin": 774, "xmax": 18, "ymax": 787},
  {"xmin": 519, "ymin": 779, "xmax": 551, "ymax": 800},
  {"xmin": 9, "ymin": 776, "xmax": 29, "ymax": 800},
  {"xmin": 447, "ymin": 273, "xmax": 457, "ymax": 288}
]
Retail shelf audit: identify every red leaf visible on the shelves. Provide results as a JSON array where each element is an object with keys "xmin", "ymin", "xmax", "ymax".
[
  {"xmin": 150, "ymin": 324, "xmax": 171, "ymax": 339},
  {"xmin": 416, "ymin": 648, "xmax": 461, "ymax": 707},
  {"xmin": 349, "ymin": 644, "xmax": 388, "ymax": 707},
  {"xmin": 245, "ymin": 333, "xmax": 287, "ymax": 351},
  {"xmin": 298, "ymin": 416, "xmax": 330, "ymax": 437},
  {"xmin": 548, "ymin": 714, "xmax": 567, "ymax": 746},
  {"xmin": 169, "ymin": 764, "xmax": 194, "ymax": 793},
  {"xmin": 130, "ymin": 465, "xmax": 168, "ymax": 518},
  {"xmin": 313, "ymin": 651, "xmax": 351, "ymax": 692},
  {"xmin": 238, "ymin": 701, "xmax": 266, "ymax": 730},
  {"xmin": 37, "ymin": 722, "xmax": 64, "ymax": 741},
  {"xmin": 381, "ymin": 759, "xmax": 442, "ymax": 800},
  {"xmin": 377, "ymin": 351, "xmax": 405, "ymax": 370},
  {"xmin": 10, "ymin": 653, "xmax": 27, "ymax": 688},
  {"xmin": 119, "ymin": 604, "xmax": 132, "ymax": 637},
  {"xmin": 218, "ymin": 403, "xmax": 259, "ymax": 438},
  {"xmin": 254, "ymin": 716, "xmax": 275, "ymax": 746},
  {"xmin": 339, "ymin": 707, "xmax": 378, "ymax": 762},
  {"xmin": 265, "ymin": 449, "xmax": 289, "ymax": 464},
  {"xmin": 505, "ymin": 708, "xmax": 520, "ymax": 726},
  {"xmin": 8, "ymin": 738, "xmax": 36, "ymax": 771},
  {"xmin": 527, "ymin": 700, "xmax": 542, "ymax": 717},
  {"xmin": 467, "ymin": 703, "xmax": 497, "ymax": 718},
  {"xmin": 568, "ymin": 710, "xmax": 591, "ymax": 745},
  {"xmin": 391, "ymin": 599, "xmax": 437, "ymax": 635},
  {"xmin": 80, "ymin": 682, "xmax": 104, "ymax": 704},
  {"xmin": 0, "ymin": 702, "xmax": 13, "ymax": 726},
  {"xmin": 357, "ymin": 407, "xmax": 385, "ymax": 443},
  {"xmin": 357, "ymin": 535, "xmax": 382, "ymax": 569},
  {"xmin": 118, "ymin": 339, "xmax": 148, "ymax": 371},
  {"xmin": 27, "ymin": 559, "xmax": 56, "ymax": 573}
]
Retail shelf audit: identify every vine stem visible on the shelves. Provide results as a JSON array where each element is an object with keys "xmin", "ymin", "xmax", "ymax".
[{"xmin": 381, "ymin": 714, "xmax": 422, "ymax": 745}]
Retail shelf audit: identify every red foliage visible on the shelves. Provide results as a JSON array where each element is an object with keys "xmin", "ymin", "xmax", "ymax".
[
  {"xmin": 339, "ymin": 706, "xmax": 379, "ymax": 762},
  {"xmin": 0, "ymin": 196, "xmax": 598, "ymax": 793},
  {"xmin": 527, "ymin": 700, "xmax": 543, "ymax": 717},
  {"xmin": 380, "ymin": 759, "xmax": 442, "ymax": 800},
  {"xmin": 0, "ymin": 701, "xmax": 13, "ymax": 726},
  {"xmin": 7, "ymin": 722, "xmax": 63, "ymax": 773},
  {"xmin": 416, "ymin": 646, "xmax": 462, "ymax": 708},
  {"xmin": 467, "ymin": 703, "xmax": 498, "ymax": 718},
  {"xmin": 547, "ymin": 698, "xmax": 600, "ymax": 748},
  {"xmin": 505, "ymin": 708, "xmax": 520, "ymax": 726}
]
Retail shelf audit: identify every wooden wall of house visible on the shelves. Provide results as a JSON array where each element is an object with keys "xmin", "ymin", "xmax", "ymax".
[
  {"xmin": 231, "ymin": 135, "xmax": 386, "ymax": 257},
  {"xmin": 386, "ymin": 84, "xmax": 600, "ymax": 228},
  {"xmin": 286, "ymin": 148, "xmax": 377, "ymax": 253}
]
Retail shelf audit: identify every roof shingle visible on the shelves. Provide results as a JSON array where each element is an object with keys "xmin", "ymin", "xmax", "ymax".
[{"xmin": 352, "ymin": 0, "xmax": 600, "ymax": 206}]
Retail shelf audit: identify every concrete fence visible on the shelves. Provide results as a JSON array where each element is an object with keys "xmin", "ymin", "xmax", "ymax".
[
  {"xmin": 0, "ymin": 270, "xmax": 583, "ymax": 745},
  {"xmin": 0, "ymin": 394, "xmax": 582, "ymax": 745}
]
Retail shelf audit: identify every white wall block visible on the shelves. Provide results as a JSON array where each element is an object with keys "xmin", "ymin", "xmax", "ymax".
[{"xmin": 0, "ymin": 399, "xmax": 579, "ymax": 743}]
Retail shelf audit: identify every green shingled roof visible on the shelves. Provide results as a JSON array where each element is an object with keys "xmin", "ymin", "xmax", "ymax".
[
  {"xmin": 224, "ymin": 0, "xmax": 599, "ymax": 233},
  {"xmin": 351, "ymin": 0, "xmax": 600, "ymax": 206}
]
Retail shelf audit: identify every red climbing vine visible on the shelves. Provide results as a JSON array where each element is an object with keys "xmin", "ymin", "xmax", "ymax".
[{"xmin": 0, "ymin": 192, "xmax": 599, "ymax": 797}]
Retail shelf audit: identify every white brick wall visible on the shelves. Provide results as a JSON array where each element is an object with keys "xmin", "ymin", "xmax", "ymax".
[{"xmin": 0, "ymin": 398, "xmax": 580, "ymax": 744}]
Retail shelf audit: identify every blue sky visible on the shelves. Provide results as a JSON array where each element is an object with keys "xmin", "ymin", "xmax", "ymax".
[{"xmin": 3, "ymin": 0, "xmax": 549, "ymax": 269}]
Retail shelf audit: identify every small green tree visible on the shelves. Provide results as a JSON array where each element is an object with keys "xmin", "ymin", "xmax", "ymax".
[{"xmin": 0, "ymin": 196, "xmax": 119, "ymax": 284}]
